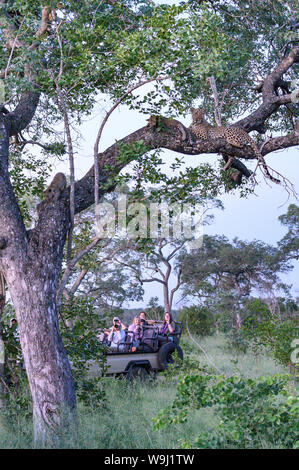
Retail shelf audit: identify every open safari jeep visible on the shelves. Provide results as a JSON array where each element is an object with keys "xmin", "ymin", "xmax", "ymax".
[{"xmin": 91, "ymin": 321, "xmax": 184, "ymax": 379}]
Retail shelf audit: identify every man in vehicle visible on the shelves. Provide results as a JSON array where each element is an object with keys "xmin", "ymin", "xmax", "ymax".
[{"xmin": 139, "ymin": 311, "xmax": 155, "ymax": 326}]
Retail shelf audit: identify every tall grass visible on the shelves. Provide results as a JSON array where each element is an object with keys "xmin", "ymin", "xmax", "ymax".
[
  {"xmin": 75, "ymin": 378, "xmax": 216, "ymax": 449},
  {"xmin": 0, "ymin": 334, "xmax": 290, "ymax": 449},
  {"xmin": 182, "ymin": 333, "xmax": 287, "ymax": 377}
]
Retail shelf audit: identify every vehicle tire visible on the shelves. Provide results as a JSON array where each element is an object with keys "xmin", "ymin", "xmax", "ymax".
[
  {"xmin": 127, "ymin": 365, "xmax": 149, "ymax": 382},
  {"xmin": 157, "ymin": 343, "xmax": 183, "ymax": 370}
]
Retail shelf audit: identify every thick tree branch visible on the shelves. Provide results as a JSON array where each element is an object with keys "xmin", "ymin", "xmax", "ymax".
[
  {"xmin": 29, "ymin": 103, "xmax": 293, "ymax": 234},
  {"xmin": 262, "ymin": 47, "xmax": 299, "ymax": 99},
  {"xmin": 261, "ymin": 128, "xmax": 299, "ymax": 156},
  {"xmin": 71, "ymin": 124, "xmax": 254, "ymax": 216},
  {"xmin": 4, "ymin": 90, "xmax": 40, "ymax": 137},
  {"xmin": 63, "ymin": 112, "xmax": 299, "ymax": 218},
  {"xmin": 0, "ymin": 4, "xmax": 49, "ymax": 136},
  {"xmin": 235, "ymin": 46, "xmax": 299, "ymax": 133}
]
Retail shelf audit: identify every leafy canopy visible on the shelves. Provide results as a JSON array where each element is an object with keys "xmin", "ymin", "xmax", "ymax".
[
  {"xmin": 2, "ymin": 0, "xmax": 297, "ymax": 132},
  {"xmin": 1, "ymin": 1, "xmax": 298, "ymax": 219}
]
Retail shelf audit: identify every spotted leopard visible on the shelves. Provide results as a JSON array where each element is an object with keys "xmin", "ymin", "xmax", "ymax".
[{"xmin": 189, "ymin": 108, "xmax": 280, "ymax": 183}]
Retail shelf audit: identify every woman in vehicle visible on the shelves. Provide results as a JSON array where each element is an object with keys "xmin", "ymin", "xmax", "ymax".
[
  {"xmin": 157, "ymin": 312, "xmax": 176, "ymax": 345},
  {"xmin": 128, "ymin": 316, "xmax": 143, "ymax": 350}
]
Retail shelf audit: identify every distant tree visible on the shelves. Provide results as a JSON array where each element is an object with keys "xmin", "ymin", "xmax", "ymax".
[
  {"xmin": 146, "ymin": 296, "xmax": 164, "ymax": 321},
  {"xmin": 278, "ymin": 204, "xmax": 299, "ymax": 261},
  {"xmin": 180, "ymin": 235, "xmax": 292, "ymax": 329},
  {"xmin": 112, "ymin": 195, "xmax": 222, "ymax": 313},
  {"xmin": 178, "ymin": 305, "xmax": 215, "ymax": 336},
  {"xmin": 276, "ymin": 296, "xmax": 298, "ymax": 318},
  {"xmin": 114, "ymin": 237, "xmax": 186, "ymax": 314}
]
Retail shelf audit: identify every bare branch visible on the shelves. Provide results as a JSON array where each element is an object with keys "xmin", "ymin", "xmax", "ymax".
[
  {"xmin": 69, "ymin": 269, "xmax": 88, "ymax": 295},
  {"xmin": 93, "ymin": 76, "xmax": 166, "ymax": 221},
  {"xmin": 207, "ymin": 75, "xmax": 222, "ymax": 126},
  {"xmin": 35, "ymin": 6, "xmax": 51, "ymax": 38},
  {"xmin": 261, "ymin": 129, "xmax": 299, "ymax": 155},
  {"xmin": 57, "ymin": 236, "xmax": 103, "ymax": 303},
  {"xmin": 56, "ymin": 88, "xmax": 75, "ymax": 263},
  {"xmin": 169, "ymin": 267, "xmax": 182, "ymax": 311}
]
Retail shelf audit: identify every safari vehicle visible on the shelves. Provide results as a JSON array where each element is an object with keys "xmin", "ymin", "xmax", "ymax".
[{"xmin": 95, "ymin": 321, "xmax": 184, "ymax": 379}]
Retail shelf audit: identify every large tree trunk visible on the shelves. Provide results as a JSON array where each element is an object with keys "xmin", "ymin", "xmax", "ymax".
[
  {"xmin": 0, "ymin": 116, "xmax": 76, "ymax": 447},
  {"xmin": 0, "ymin": 272, "xmax": 6, "ymax": 413},
  {"xmin": 4, "ymin": 260, "xmax": 77, "ymax": 447}
]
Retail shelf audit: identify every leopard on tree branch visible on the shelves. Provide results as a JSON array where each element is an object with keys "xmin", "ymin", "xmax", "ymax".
[{"xmin": 189, "ymin": 107, "xmax": 280, "ymax": 184}]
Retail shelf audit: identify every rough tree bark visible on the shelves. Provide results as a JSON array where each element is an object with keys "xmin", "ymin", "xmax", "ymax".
[
  {"xmin": 0, "ymin": 109, "xmax": 76, "ymax": 447},
  {"xmin": 0, "ymin": 271, "xmax": 5, "ymax": 412},
  {"xmin": 0, "ymin": 39, "xmax": 298, "ymax": 446}
]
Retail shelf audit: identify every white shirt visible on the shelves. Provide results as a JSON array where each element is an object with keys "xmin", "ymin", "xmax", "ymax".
[{"xmin": 107, "ymin": 328, "xmax": 126, "ymax": 350}]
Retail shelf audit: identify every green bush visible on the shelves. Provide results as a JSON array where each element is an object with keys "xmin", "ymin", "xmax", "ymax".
[
  {"xmin": 178, "ymin": 305, "xmax": 215, "ymax": 336},
  {"xmin": 154, "ymin": 373, "xmax": 298, "ymax": 449},
  {"xmin": 60, "ymin": 296, "xmax": 107, "ymax": 407},
  {"xmin": 242, "ymin": 310, "xmax": 298, "ymax": 370},
  {"xmin": 225, "ymin": 329, "xmax": 249, "ymax": 353}
]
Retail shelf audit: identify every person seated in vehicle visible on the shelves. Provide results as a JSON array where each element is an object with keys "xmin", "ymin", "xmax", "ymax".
[
  {"xmin": 107, "ymin": 316, "xmax": 126, "ymax": 352},
  {"xmin": 96, "ymin": 329, "xmax": 109, "ymax": 344},
  {"xmin": 138, "ymin": 311, "xmax": 148, "ymax": 326},
  {"xmin": 128, "ymin": 316, "xmax": 143, "ymax": 351},
  {"xmin": 97, "ymin": 324, "xmax": 116, "ymax": 345},
  {"xmin": 157, "ymin": 312, "xmax": 176, "ymax": 345},
  {"xmin": 138, "ymin": 311, "xmax": 155, "ymax": 326}
]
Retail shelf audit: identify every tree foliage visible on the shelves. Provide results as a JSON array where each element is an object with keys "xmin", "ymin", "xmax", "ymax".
[
  {"xmin": 278, "ymin": 204, "xmax": 299, "ymax": 261},
  {"xmin": 180, "ymin": 235, "xmax": 291, "ymax": 301},
  {"xmin": 178, "ymin": 304, "xmax": 215, "ymax": 336}
]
